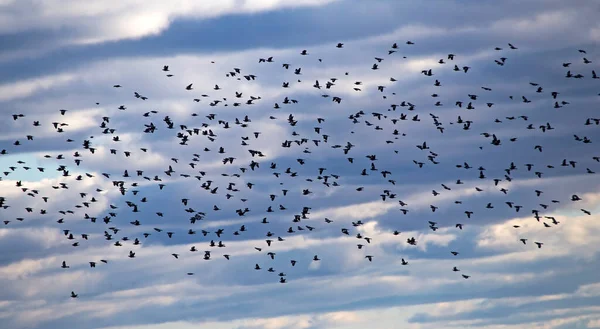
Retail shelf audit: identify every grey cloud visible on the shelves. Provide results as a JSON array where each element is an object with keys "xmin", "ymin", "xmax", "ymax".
[{"xmin": 1, "ymin": 1, "xmax": 600, "ymax": 329}]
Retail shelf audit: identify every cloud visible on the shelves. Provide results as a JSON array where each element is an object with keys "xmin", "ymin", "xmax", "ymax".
[
  {"xmin": 0, "ymin": 73, "xmax": 76, "ymax": 102},
  {"xmin": 0, "ymin": 0, "xmax": 340, "ymax": 46},
  {"xmin": 1, "ymin": 1, "xmax": 600, "ymax": 329}
]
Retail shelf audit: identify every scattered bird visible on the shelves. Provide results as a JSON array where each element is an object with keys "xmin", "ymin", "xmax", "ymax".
[{"xmin": 0, "ymin": 38, "xmax": 594, "ymax": 299}]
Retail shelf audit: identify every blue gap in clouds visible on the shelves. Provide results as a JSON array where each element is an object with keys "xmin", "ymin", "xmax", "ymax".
[{"xmin": 0, "ymin": 154, "xmax": 62, "ymax": 181}]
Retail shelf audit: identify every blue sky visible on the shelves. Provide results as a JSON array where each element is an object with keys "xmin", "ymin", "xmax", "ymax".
[{"xmin": 1, "ymin": 0, "xmax": 600, "ymax": 328}]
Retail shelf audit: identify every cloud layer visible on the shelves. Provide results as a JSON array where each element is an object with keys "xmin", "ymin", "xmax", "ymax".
[{"xmin": 1, "ymin": 1, "xmax": 599, "ymax": 329}]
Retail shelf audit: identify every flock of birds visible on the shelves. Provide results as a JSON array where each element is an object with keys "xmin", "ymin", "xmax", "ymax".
[{"xmin": 1, "ymin": 40, "xmax": 599, "ymax": 299}]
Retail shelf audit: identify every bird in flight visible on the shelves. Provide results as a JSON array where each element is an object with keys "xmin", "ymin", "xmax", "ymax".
[{"xmin": 0, "ymin": 38, "xmax": 595, "ymax": 302}]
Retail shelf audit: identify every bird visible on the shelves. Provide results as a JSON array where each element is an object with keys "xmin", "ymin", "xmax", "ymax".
[{"xmin": 0, "ymin": 35, "xmax": 594, "ymax": 296}]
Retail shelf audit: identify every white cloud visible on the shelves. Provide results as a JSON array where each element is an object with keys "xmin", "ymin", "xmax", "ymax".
[
  {"xmin": 477, "ymin": 208, "xmax": 600, "ymax": 261},
  {"xmin": 1, "ymin": 1, "xmax": 600, "ymax": 329},
  {"xmin": 0, "ymin": 73, "xmax": 76, "ymax": 102},
  {"xmin": 0, "ymin": 0, "xmax": 340, "ymax": 45}
]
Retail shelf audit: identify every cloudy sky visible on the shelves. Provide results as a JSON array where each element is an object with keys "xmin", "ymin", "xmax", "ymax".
[{"xmin": 1, "ymin": 0, "xmax": 600, "ymax": 328}]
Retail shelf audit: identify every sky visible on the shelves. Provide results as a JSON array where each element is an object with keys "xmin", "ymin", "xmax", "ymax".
[{"xmin": 1, "ymin": 0, "xmax": 600, "ymax": 328}]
